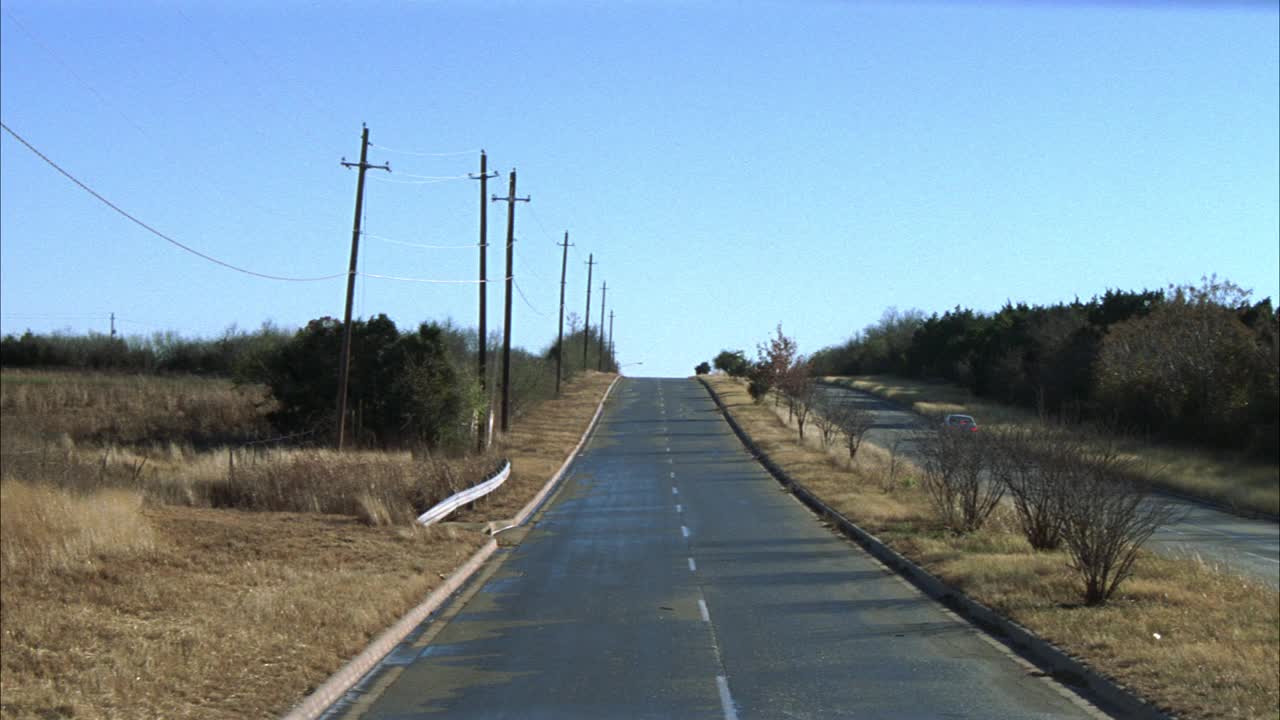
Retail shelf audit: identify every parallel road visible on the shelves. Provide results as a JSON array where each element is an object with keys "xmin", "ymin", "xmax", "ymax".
[
  {"xmin": 815, "ymin": 383, "xmax": 1280, "ymax": 588},
  {"xmin": 329, "ymin": 378, "xmax": 1108, "ymax": 719}
]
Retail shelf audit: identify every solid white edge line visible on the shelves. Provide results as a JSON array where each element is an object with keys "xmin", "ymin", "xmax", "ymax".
[
  {"xmin": 698, "ymin": 597, "xmax": 711, "ymax": 622},
  {"xmin": 716, "ymin": 675, "xmax": 739, "ymax": 720}
]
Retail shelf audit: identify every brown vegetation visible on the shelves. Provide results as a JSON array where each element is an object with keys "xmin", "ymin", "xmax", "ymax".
[
  {"xmin": 0, "ymin": 369, "xmax": 616, "ymax": 719},
  {"xmin": 704, "ymin": 374, "xmax": 1278, "ymax": 720}
]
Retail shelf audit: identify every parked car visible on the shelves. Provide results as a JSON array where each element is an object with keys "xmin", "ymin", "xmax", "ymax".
[{"xmin": 943, "ymin": 414, "xmax": 979, "ymax": 432}]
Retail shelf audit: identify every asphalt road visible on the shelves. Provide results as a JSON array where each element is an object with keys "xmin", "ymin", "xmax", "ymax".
[
  {"xmin": 814, "ymin": 383, "xmax": 1280, "ymax": 588},
  {"xmin": 327, "ymin": 378, "xmax": 1106, "ymax": 719}
]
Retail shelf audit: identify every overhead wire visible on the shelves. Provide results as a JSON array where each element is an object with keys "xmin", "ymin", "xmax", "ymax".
[
  {"xmin": 513, "ymin": 280, "xmax": 548, "ymax": 317},
  {"xmin": 368, "ymin": 143, "xmax": 480, "ymax": 158},
  {"xmin": 367, "ymin": 175, "xmax": 471, "ymax": 186},
  {"xmin": 2, "ymin": 121, "xmax": 348, "ymax": 283},
  {"xmin": 359, "ymin": 273, "xmax": 486, "ymax": 284},
  {"xmin": 363, "ymin": 233, "xmax": 476, "ymax": 250},
  {"xmin": 2, "ymin": 8, "xmax": 150, "ymax": 138},
  {"xmin": 395, "ymin": 171, "xmax": 472, "ymax": 181}
]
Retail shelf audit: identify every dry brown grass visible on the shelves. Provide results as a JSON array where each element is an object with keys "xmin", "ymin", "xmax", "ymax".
[
  {"xmin": 1, "ymin": 369, "xmax": 271, "ymax": 446},
  {"xmin": 0, "ymin": 496, "xmax": 486, "ymax": 719},
  {"xmin": 706, "ymin": 375, "xmax": 1280, "ymax": 720},
  {"xmin": 0, "ymin": 370, "xmax": 616, "ymax": 719},
  {"xmin": 832, "ymin": 375, "xmax": 1279, "ymax": 517},
  {"xmin": 453, "ymin": 370, "xmax": 618, "ymax": 523}
]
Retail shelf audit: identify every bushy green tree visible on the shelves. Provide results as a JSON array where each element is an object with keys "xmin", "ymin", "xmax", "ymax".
[{"xmin": 713, "ymin": 349, "xmax": 750, "ymax": 377}]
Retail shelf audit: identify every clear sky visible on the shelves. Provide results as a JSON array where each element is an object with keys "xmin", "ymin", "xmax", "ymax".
[{"xmin": 2, "ymin": 1, "xmax": 1277, "ymax": 378}]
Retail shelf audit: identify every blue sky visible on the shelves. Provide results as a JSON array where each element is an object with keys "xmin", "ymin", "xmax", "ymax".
[{"xmin": 2, "ymin": 1, "xmax": 1277, "ymax": 378}]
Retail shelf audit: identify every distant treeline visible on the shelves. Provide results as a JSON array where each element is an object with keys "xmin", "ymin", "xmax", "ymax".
[
  {"xmin": 1, "ymin": 317, "xmax": 617, "ymax": 450},
  {"xmin": 809, "ymin": 278, "xmax": 1279, "ymax": 458},
  {"xmin": 0, "ymin": 324, "xmax": 291, "ymax": 376}
]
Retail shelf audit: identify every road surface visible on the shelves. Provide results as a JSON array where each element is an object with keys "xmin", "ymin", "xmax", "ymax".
[
  {"xmin": 814, "ymin": 382, "xmax": 1280, "ymax": 588},
  {"xmin": 327, "ymin": 378, "xmax": 1107, "ymax": 719}
]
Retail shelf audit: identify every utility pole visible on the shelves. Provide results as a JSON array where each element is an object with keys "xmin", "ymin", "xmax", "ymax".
[
  {"xmin": 582, "ymin": 253, "xmax": 596, "ymax": 369},
  {"xmin": 109, "ymin": 312, "xmax": 116, "ymax": 339},
  {"xmin": 491, "ymin": 169, "xmax": 529, "ymax": 433},
  {"xmin": 597, "ymin": 282, "xmax": 608, "ymax": 370},
  {"xmin": 608, "ymin": 310, "xmax": 615, "ymax": 371},
  {"xmin": 556, "ymin": 231, "xmax": 573, "ymax": 395},
  {"xmin": 470, "ymin": 151, "xmax": 498, "ymax": 450},
  {"xmin": 336, "ymin": 124, "xmax": 390, "ymax": 451}
]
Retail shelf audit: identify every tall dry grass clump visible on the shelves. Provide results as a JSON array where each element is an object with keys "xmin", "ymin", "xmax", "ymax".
[
  {"xmin": 0, "ymin": 480, "xmax": 154, "ymax": 579},
  {"xmin": 202, "ymin": 449, "xmax": 504, "ymax": 525},
  {"xmin": 1, "ymin": 369, "xmax": 271, "ymax": 445}
]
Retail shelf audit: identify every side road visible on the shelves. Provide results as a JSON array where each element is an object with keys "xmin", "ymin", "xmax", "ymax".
[
  {"xmin": 701, "ymin": 375, "xmax": 1278, "ymax": 720},
  {"xmin": 812, "ymin": 381, "xmax": 1280, "ymax": 587},
  {"xmin": 334, "ymin": 377, "xmax": 1112, "ymax": 719}
]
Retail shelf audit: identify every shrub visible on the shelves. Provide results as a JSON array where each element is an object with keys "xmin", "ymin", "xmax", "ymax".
[
  {"xmin": 694, "ymin": 361, "xmax": 711, "ymax": 375},
  {"xmin": 1057, "ymin": 445, "xmax": 1179, "ymax": 605},
  {"xmin": 918, "ymin": 427, "xmax": 1003, "ymax": 533},
  {"xmin": 713, "ymin": 350, "xmax": 750, "ymax": 377}
]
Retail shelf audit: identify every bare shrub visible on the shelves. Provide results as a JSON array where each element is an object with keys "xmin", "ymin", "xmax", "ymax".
[
  {"xmin": 919, "ymin": 427, "xmax": 1003, "ymax": 533},
  {"xmin": 884, "ymin": 436, "xmax": 907, "ymax": 493},
  {"xmin": 811, "ymin": 392, "xmax": 840, "ymax": 449},
  {"xmin": 1058, "ymin": 445, "xmax": 1180, "ymax": 605},
  {"xmin": 831, "ymin": 400, "xmax": 875, "ymax": 463},
  {"xmin": 989, "ymin": 428, "xmax": 1068, "ymax": 550}
]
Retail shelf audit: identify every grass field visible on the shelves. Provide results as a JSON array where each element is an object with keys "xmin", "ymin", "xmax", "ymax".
[
  {"xmin": 0, "ymin": 369, "xmax": 616, "ymax": 719},
  {"xmin": 828, "ymin": 374, "xmax": 1280, "ymax": 517},
  {"xmin": 704, "ymin": 375, "xmax": 1279, "ymax": 720}
]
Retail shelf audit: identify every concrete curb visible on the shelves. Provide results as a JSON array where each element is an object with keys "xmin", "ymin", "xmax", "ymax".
[
  {"xmin": 511, "ymin": 375, "xmax": 621, "ymax": 526},
  {"xmin": 697, "ymin": 377, "xmax": 1171, "ymax": 720},
  {"xmin": 280, "ymin": 540, "xmax": 499, "ymax": 720},
  {"xmin": 281, "ymin": 375, "xmax": 621, "ymax": 720}
]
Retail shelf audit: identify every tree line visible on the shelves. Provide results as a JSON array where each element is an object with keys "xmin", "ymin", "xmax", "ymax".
[
  {"xmin": 2, "ymin": 316, "xmax": 616, "ymax": 451},
  {"xmin": 806, "ymin": 278, "xmax": 1278, "ymax": 459}
]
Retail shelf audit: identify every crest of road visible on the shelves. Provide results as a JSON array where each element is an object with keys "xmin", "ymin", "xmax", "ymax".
[{"xmin": 330, "ymin": 378, "xmax": 1108, "ymax": 719}]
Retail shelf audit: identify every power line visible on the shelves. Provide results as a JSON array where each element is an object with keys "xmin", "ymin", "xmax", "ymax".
[
  {"xmin": 0, "ymin": 121, "xmax": 348, "ymax": 283},
  {"xmin": 359, "ymin": 272, "xmax": 486, "ymax": 284},
  {"xmin": 395, "ymin": 171, "xmax": 472, "ymax": 181},
  {"xmin": 514, "ymin": 280, "xmax": 548, "ymax": 317},
  {"xmin": 367, "ymin": 175, "xmax": 468, "ymax": 186},
  {"xmin": 514, "ymin": 242, "xmax": 550, "ymax": 284},
  {"xmin": 2, "ymin": 8, "xmax": 150, "ymax": 138},
  {"xmin": 362, "ymin": 233, "xmax": 477, "ymax": 250},
  {"xmin": 368, "ymin": 143, "xmax": 480, "ymax": 157}
]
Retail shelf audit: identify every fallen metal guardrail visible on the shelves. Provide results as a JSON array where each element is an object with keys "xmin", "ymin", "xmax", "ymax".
[{"xmin": 415, "ymin": 459, "xmax": 512, "ymax": 527}]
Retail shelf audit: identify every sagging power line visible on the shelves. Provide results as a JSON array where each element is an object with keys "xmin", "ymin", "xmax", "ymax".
[{"xmin": 0, "ymin": 121, "xmax": 348, "ymax": 283}]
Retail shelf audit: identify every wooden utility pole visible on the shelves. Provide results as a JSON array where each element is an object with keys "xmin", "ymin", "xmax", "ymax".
[
  {"xmin": 491, "ymin": 170, "xmax": 529, "ymax": 433},
  {"xmin": 582, "ymin": 254, "xmax": 596, "ymax": 369},
  {"xmin": 556, "ymin": 231, "xmax": 573, "ymax": 395},
  {"xmin": 597, "ymin": 282, "xmax": 608, "ymax": 370},
  {"xmin": 608, "ymin": 310, "xmax": 615, "ymax": 370},
  {"xmin": 336, "ymin": 125, "xmax": 389, "ymax": 450},
  {"xmin": 109, "ymin": 312, "xmax": 116, "ymax": 339},
  {"xmin": 470, "ymin": 151, "xmax": 498, "ymax": 450}
]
